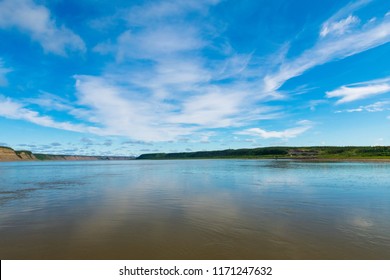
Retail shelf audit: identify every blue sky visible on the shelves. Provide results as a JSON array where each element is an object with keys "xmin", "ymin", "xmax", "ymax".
[{"xmin": 0, "ymin": 0, "xmax": 390, "ymax": 156}]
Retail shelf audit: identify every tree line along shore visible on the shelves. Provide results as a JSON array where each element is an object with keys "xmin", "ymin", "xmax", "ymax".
[
  {"xmin": 2, "ymin": 145, "xmax": 390, "ymax": 162},
  {"xmin": 137, "ymin": 146, "xmax": 390, "ymax": 160}
]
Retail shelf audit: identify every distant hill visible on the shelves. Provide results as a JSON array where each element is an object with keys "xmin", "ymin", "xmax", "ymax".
[
  {"xmin": 137, "ymin": 146, "xmax": 390, "ymax": 160},
  {"xmin": 0, "ymin": 146, "xmax": 36, "ymax": 161},
  {"xmin": 0, "ymin": 146, "xmax": 135, "ymax": 161}
]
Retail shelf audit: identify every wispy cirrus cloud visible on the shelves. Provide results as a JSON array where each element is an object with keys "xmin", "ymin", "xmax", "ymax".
[
  {"xmin": 1, "ymin": 0, "xmax": 281, "ymax": 145},
  {"xmin": 2, "ymin": 0, "xmax": 389, "ymax": 147},
  {"xmin": 97, "ymin": 26, "xmax": 205, "ymax": 62},
  {"xmin": 327, "ymin": 77, "xmax": 390, "ymax": 104},
  {"xmin": 238, "ymin": 120, "xmax": 314, "ymax": 139},
  {"xmin": 83, "ymin": 0, "xmax": 281, "ymax": 141},
  {"xmin": 93, "ymin": 0, "xmax": 227, "ymax": 94},
  {"xmin": 25, "ymin": 92, "xmax": 74, "ymax": 111},
  {"xmin": 320, "ymin": 0, "xmax": 370, "ymax": 37},
  {"xmin": 24, "ymin": 91, "xmax": 99, "ymax": 123},
  {"xmin": 320, "ymin": 15, "xmax": 360, "ymax": 37},
  {"xmin": 73, "ymin": 75, "xmax": 280, "ymax": 142},
  {"xmin": 336, "ymin": 101, "xmax": 390, "ymax": 113},
  {"xmin": 263, "ymin": 1, "xmax": 390, "ymax": 93},
  {"xmin": 0, "ymin": 0, "xmax": 85, "ymax": 55},
  {"xmin": 74, "ymin": 75, "xmax": 195, "ymax": 141},
  {"xmin": 0, "ymin": 95, "xmax": 99, "ymax": 133}
]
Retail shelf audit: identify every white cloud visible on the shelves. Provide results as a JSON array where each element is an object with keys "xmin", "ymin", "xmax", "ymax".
[
  {"xmin": 336, "ymin": 108, "xmax": 363, "ymax": 113},
  {"xmin": 320, "ymin": 15, "xmax": 360, "ymax": 37},
  {"xmin": 0, "ymin": 0, "xmax": 85, "ymax": 55},
  {"xmin": 73, "ymin": 75, "xmax": 280, "ymax": 142},
  {"xmin": 94, "ymin": 0, "xmax": 219, "ymax": 61},
  {"xmin": 263, "ymin": 2, "xmax": 390, "ymax": 93},
  {"xmin": 320, "ymin": 0, "xmax": 370, "ymax": 38},
  {"xmin": 84, "ymin": 0, "xmax": 282, "ymax": 141},
  {"xmin": 114, "ymin": 26, "xmax": 204, "ymax": 61},
  {"xmin": 322, "ymin": 0, "xmax": 371, "ymax": 26},
  {"xmin": 93, "ymin": 1, "xmax": 215, "ymax": 97},
  {"xmin": 74, "ymin": 75, "xmax": 196, "ymax": 141},
  {"xmin": 168, "ymin": 91, "xmax": 242, "ymax": 127},
  {"xmin": 0, "ymin": 95, "xmax": 99, "ymax": 133},
  {"xmin": 214, "ymin": 53, "xmax": 253, "ymax": 80},
  {"xmin": 149, "ymin": 58, "xmax": 211, "ymax": 91},
  {"xmin": 327, "ymin": 77, "xmax": 390, "ymax": 104},
  {"xmin": 24, "ymin": 92, "xmax": 99, "ymax": 123},
  {"xmin": 25, "ymin": 92, "xmax": 73, "ymax": 111},
  {"xmin": 92, "ymin": 0, "xmax": 264, "ymax": 99},
  {"xmin": 308, "ymin": 99, "xmax": 327, "ymax": 111},
  {"xmin": 336, "ymin": 101, "xmax": 390, "ymax": 113},
  {"xmin": 238, "ymin": 120, "xmax": 313, "ymax": 139},
  {"xmin": 1, "ymin": 0, "xmax": 281, "ymax": 143}
]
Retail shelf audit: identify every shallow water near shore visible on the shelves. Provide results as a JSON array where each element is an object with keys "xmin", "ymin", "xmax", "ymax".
[{"xmin": 1, "ymin": 159, "xmax": 390, "ymax": 259}]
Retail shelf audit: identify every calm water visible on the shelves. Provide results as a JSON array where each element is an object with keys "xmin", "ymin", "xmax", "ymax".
[{"xmin": 0, "ymin": 159, "xmax": 389, "ymax": 259}]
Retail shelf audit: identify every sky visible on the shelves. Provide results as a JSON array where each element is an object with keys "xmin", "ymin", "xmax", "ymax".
[{"xmin": 0, "ymin": 0, "xmax": 390, "ymax": 156}]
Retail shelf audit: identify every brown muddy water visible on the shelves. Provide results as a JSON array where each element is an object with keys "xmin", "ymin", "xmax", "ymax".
[{"xmin": 1, "ymin": 160, "xmax": 389, "ymax": 259}]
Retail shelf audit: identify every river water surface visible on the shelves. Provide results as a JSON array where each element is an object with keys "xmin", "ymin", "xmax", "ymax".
[{"xmin": 1, "ymin": 159, "xmax": 389, "ymax": 259}]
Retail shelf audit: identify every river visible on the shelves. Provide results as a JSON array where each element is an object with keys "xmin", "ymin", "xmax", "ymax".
[{"xmin": 1, "ymin": 159, "xmax": 389, "ymax": 259}]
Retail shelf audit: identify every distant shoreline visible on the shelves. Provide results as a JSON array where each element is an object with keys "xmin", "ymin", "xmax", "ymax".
[
  {"xmin": 292, "ymin": 158, "xmax": 390, "ymax": 163},
  {"xmin": 137, "ymin": 146, "xmax": 390, "ymax": 161},
  {"xmin": 2, "ymin": 145, "xmax": 390, "ymax": 163},
  {"xmin": 2, "ymin": 157, "xmax": 390, "ymax": 163},
  {"xmin": 0, "ymin": 146, "xmax": 135, "ymax": 162},
  {"xmin": 137, "ymin": 157, "xmax": 390, "ymax": 162},
  {"xmin": 0, "ymin": 158, "xmax": 135, "ymax": 162}
]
